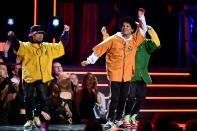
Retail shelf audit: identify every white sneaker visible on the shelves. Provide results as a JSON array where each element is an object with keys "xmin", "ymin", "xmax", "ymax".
[
  {"xmin": 33, "ymin": 116, "xmax": 41, "ymax": 128},
  {"xmin": 24, "ymin": 120, "xmax": 33, "ymax": 129},
  {"xmin": 115, "ymin": 120, "xmax": 127, "ymax": 129},
  {"xmin": 104, "ymin": 120, "xmax": 115, "ymax": 130}
]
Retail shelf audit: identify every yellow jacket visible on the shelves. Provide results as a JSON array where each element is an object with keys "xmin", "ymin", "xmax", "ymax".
[
  {"xmin": 93, "ymin": 30, "xmax": 145, "ymax": 82},
  {"xmin": 16, "ymin": 41, "xmax": 64, "ymax": 83}
]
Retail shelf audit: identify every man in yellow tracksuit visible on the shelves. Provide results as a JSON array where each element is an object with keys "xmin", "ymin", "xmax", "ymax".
[
  {"xmin": 81, "ymin": 8, "xmax": 147, "ymax": 130},
  {"xmin": 7, "ymin": 25, "xmax": 70, "ymax": 129}
]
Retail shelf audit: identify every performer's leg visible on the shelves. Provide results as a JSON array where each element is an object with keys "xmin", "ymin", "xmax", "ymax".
[
  {"xmin": 36, "ymin": 82, "xmax": 51, "ymax": 118},
  {"xmin": 124, "ymin": 82, "xmax": 137, "ymax": 116},
  {"xmin": 123, "ymin": 82, "xmax": 137, "ymax": 126},
  {"xmin": 105, "ymin": 81, "xmax": 121, "ymax": 130},
  {"xmin": 23, "ymin": 81, "xmax": 36, "ymax": 128},
  {"xmin": 132, "ymin": 81, "xmax": 147, "ymax": 114},
  {"xmin": 130, "ymin": 80, "xmax": 147, "ymax": 125},
  {"xmin": 34, "ymin": 81, "xmax": 50, "ymax": 127},
  {"xmin": 116, "ymin": 81, "xmax": 130, "ymax": 120},
  {"xmin": 115, "ymin": 81, "xmax": 130, "ymax": 129},
  {"xmin": 107, "ymin": 81, "xmax": 121, "ymax": 121}
]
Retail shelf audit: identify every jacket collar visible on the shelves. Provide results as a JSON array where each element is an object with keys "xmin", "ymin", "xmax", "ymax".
[{"xmin": 115, "ymin": 32, "xmax": 132, "ymax": 42}]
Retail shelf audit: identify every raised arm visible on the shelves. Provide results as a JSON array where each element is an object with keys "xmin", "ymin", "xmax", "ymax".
[
  {"xmin": 138, "ymin": 8, "xmax": 147, "ymax": 36},
  {"xmin": 101, "ymin": 26, "xmax": 109, "ymax": 40},
  {"xmin": 7, "ymin": 31, "xmax": 20, "ymax": 52},
  {"xmin": 60, "ymin": 25, "xmax": 70, "ymax": 48},
  {"xmin": 147, "ymin": 25, "xmax": 160, "ymax": 47},
  {"xmin": 49, "ymin": 25, "xmax": 70, "ymax": 59},
  {"xmin": 81, "ymin": 26, "xmax": 111, "ymax": 67}
]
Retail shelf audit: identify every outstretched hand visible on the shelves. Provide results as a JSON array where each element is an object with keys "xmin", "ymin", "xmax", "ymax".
[
  {"xmin": 81, "ymin": 61, "xmax": 89, "ymax": 67},
  {"xmin": 138, "ymin": 8, "xmax": 145, "ymax": 16}
]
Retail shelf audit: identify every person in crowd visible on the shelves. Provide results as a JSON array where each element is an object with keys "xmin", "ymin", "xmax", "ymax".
[
  {"xmin": 49, "ymin": 72, "xmax": 73, "ymax": 124},
  {"xmin": 52, "ymin": 62, "xmax": 63, "ymax": 83},
  {"xmin": 8, "ymin": 63, "xmax": 26, "ymax": 125},
  {"xmin": 152, "ymin": 113, "xmax": 183, "ymax": 131},
  {"xmin": 75, "ymin": 73, "xmax": 102, "ymax": 124},
  {"xmin": 137, "ymin": 120, "xmax": 152, "ymax": 131},
  {"xmin": 70, "ymin": 73, "xmax": 79, "ymax": 94},
  {"xmin": 85, "ymin": 120, "xmax": 103, "ymax": 131},
  {"xmin": 0, "ymin": 63, "xmax": 16, "ymax": 125},
  {"xmin": 185, "ymin": 119, "xmax": 197, "ymax": 131}
]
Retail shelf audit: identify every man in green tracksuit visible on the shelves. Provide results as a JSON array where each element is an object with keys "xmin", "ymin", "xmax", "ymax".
[{"xmin": 123, "ymin": 25, "xmax": 160, "ymax": 126}]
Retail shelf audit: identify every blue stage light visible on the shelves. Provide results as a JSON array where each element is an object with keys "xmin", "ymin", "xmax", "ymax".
[
  {"xmin": 7, "ymin": 18, "xmax": 14, "ymax": 26},
  {"xmin": 52, "ymin": 18, "xmax": 60, "ymax": 27}
]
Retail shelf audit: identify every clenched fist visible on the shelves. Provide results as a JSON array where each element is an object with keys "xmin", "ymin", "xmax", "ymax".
[
  {"xmin": 8, "ymin": 31, "xmax": 15, "ymax": 37},
  {"xmin": 64, "ymin": 25, "xmax": 70, "ymax": 32},
  {"xmin": 101, "ymin": 26, "xmax": 107, "ymax": 36},
  {"xmin": 138, "ymin": 8, "xmax": 145, "ymax": 16}
]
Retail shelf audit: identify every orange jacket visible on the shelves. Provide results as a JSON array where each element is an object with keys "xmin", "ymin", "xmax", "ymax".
[{"xmin": 93, "ymin": 30, "xmax": 145, "ymax": 82}]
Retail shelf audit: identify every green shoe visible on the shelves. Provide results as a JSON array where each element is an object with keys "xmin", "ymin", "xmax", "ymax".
[
  {"xmin": 123, "ymin": 115, "xmax": 131, "ymax": 127},
  {"xmin": 130, "ymin": 114, "xmax": 137, "ymax": 125}
]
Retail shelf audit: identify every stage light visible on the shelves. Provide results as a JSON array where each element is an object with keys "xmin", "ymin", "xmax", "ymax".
[
  {"xmin": 48, "ymin": 16, "xmax": 63, "ymax": 41},
  {"xmin": 7, "ymin": 18, "xmax": 15, "ymax": 26},
  {"xmin": 5, "ymin": 17, "xmax": 16, "ymax": 32},
  {"xmin": 52, "ymin": 18, "xmax": 60, "ymax": 27},
  {"xmin": 47, "ymin": 16, "xmax": 64, "ymax": 43}
]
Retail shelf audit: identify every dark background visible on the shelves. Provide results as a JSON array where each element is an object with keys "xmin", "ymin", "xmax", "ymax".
[{"xmin": 0, "ymin": 0, "xmax": 196, "ymax": 69}]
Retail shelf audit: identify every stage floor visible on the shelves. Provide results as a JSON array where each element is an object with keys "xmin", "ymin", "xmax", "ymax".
[
  {"xmin": 0, "ymin": 124, "xmax": 137, "ymax": 131},
  {"xmin": 0, "ymin": 124, "xmax": 86, "ymax": 131}
]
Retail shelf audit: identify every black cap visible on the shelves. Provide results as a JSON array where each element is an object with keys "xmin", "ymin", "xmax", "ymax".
[{"xmin": 28, "ymin": 25, "xmax": 45, "ymax": 37}]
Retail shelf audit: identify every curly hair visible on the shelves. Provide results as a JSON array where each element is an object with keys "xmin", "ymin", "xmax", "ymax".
[{"xmin": 119, "ymin": 16, "xmax": 137, "ymax": 34}]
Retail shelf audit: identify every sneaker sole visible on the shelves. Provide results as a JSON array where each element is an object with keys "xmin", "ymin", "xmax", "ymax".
[
  {"xmin": 24, "ymin": 126, "xmax": 33, "ymax": 130},
  {"xmin": 104, "ymin": 125, "xmax": 116, "ymax": 131},
  {"xmin": 33, "ymin": 121, "xmax": 40, "ymax": 128}
]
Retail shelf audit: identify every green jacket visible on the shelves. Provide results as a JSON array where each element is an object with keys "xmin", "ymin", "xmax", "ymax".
[{"xmin": 131, "ymin": 28, "xmax": 161, "ymax": 84}]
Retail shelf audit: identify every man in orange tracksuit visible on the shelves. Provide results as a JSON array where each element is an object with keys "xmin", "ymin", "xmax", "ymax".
[{"xmin": 81, "ymin": 8, "xmax": 147, "ymax": 130}]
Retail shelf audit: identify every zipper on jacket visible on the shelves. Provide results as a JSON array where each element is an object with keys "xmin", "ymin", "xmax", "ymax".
[
  {"xmin": 39, "ymin": 44, "xmax": 43, "ymax": 80},
  {"xmin": 140, "ymin": 71, "xmax": 142, "ymax": 80},
  {"xmin": 122, "ymin": 41, "xmax": 126, "ymax": 81}
]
